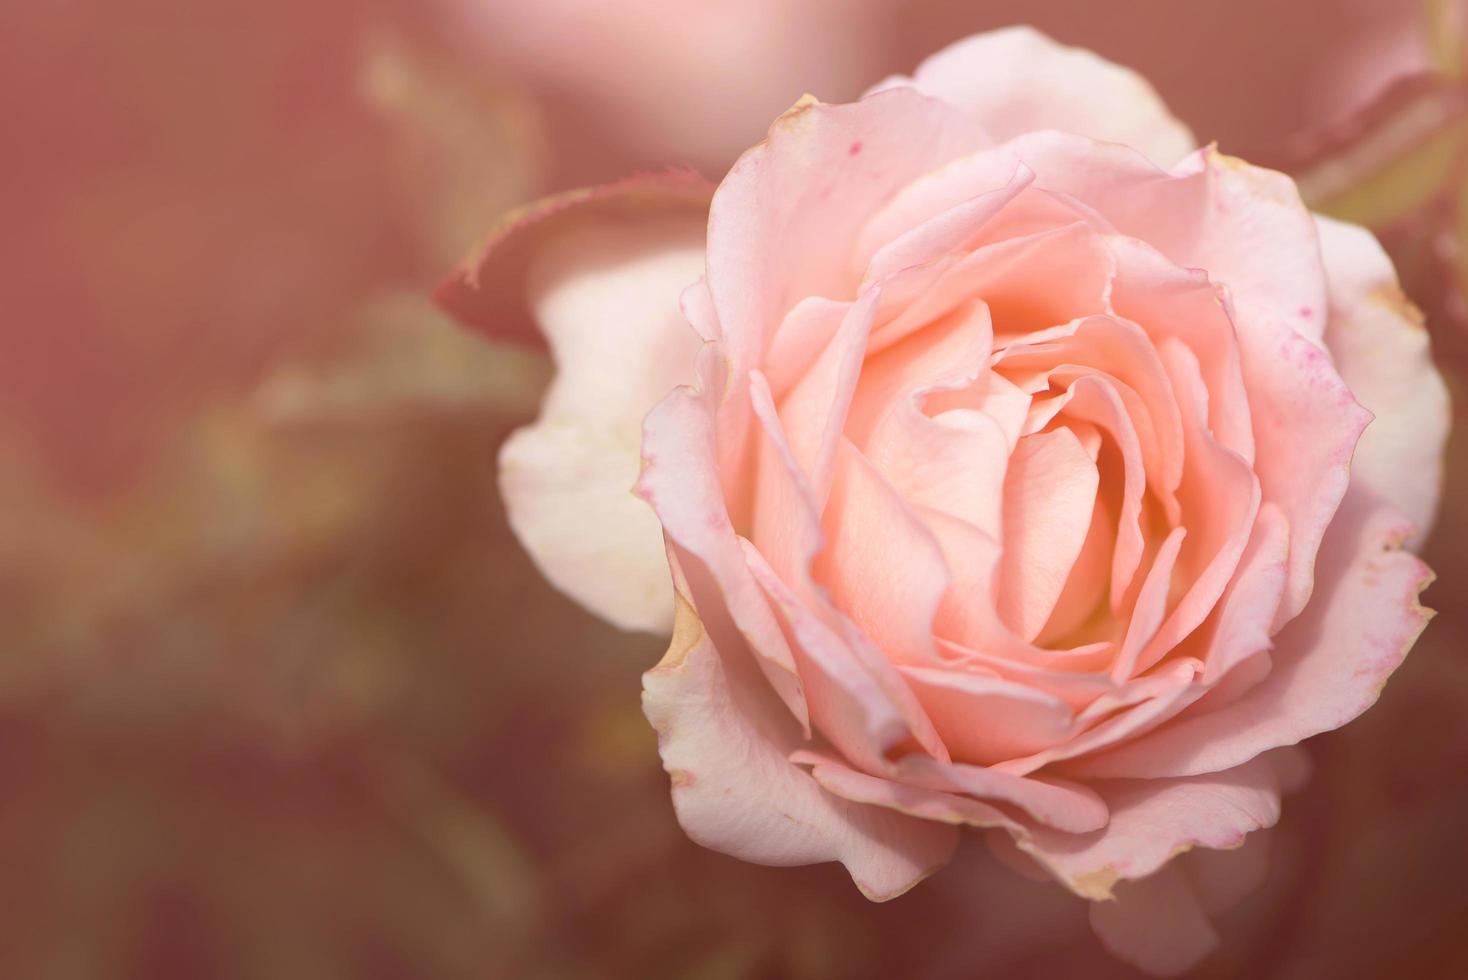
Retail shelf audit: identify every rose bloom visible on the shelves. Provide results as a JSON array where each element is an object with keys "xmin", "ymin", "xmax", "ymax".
[{"xmin": 443, "ymin": 28, "xmax": 1449, "ymax": 974}]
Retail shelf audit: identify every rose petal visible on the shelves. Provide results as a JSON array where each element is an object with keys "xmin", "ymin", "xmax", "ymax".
[
  {"xmin": 1001, "ymin": 137, "xmax": 1367, "ymax": 622},
  {"xmin": 997, "ymin": 658, "xmax": 1204, "ymax": 776},
  {"xmin": 817, "ymin": 439, "xmax": 952, "ymax": 664},
  {"xmin": 643, "ymin": 590, "xmax": 957, "ymax": 901},
  {"xmin": 745, "ymin": 373, "xmax": 951, "ymax": 764},
  {"xmin": 1066, "ymin": 495, "xmax": 1433, "ymax": 780},
  {"xmin": 1317, "ymin": 215, "xmax": 1451, "ymax": 543},
  {"xmin": 1107, "ymin": 236, "xmax": 1254, "ymax": 465},
  {"xmin": 875, "ymin": 27, "xmax": 1196, "ymax": 167},
  {"xmin": 1005, "ymin": 135, "xmax": 1327, "ymax": 351},
  {"xmin": 777, "ymin": 289, "xmax": 880, "ymax": 501},
  {"xmin": 1183, "ymin": 828, "xmax": 1273, "ymax": 916},
  {"xmin": 925, "ymin": 508, "xmax": 1116, "ymax": 675},
  {"xmin": 898, "ymin": 665, "xmax": 1075, "ymax": 766},
  {"xmin": 860, "ymin": 162, "xmax": 1034, "ymax": 283},
  {"xmin": 498, "ymin": 210, "xmax": 706, "ymax": 632},
  {"xmin": 800, "ymin": 755, "xmax": 1026, "ymax": 833},
  {"xmin": 744, "ymin": 542, "xmax": 914, "ymax": 772},
  {"xmin": 1232, "ymin": 304, "xmax": 1369, "ymax": 628},
  {"xmin": 639, "ymin": 370, "xmax": 811, "ymax": 729},
  {"xmin": 1189, "ymin": 502, "xmax": 1291, "ymax": 687},
  {"xmin": 1137, "ymin": 338, "xmax": 1260, "ymax": 669},
  {"xmin": 871, "ymin": 221, "xmax": 1114, "ymax": 354},
  {"xmin": 1088, "ymin": 863, "xmax": 1219, "ymax": 977},
  {"xmin": 763, "ymin": 296, "xmax": 848, "ymax": 399},
  {"xmin": 893, "ymin": 755, "xmax": 1110, "ymax": 834},
  {"xmin": 853, "ymin": 305, "xmax": 1010, "ymax": 537},
  {"xmin": 707, "ymin": 88, "xmax": 988, "ymax": 377},
  {"xmin": 438, "ymin": 170, "xmax": 713, "ymax": 347},
  {"xmin": 705, "ymin": 88, "xmax": 989, "ymax": 504},
  {"xmin": 998, "ymin": 427, "xmax": 1101, "ymax": 641},
  {"xmin": 1019, "ymin": 756, "xmax": 1281, "ymax": 899}
]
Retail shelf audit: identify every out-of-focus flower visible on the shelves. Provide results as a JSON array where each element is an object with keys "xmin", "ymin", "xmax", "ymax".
[
  {"xmin": 0, "ymin": 4, "xmax": 554, "ymax": 970},
  {"xmin": 0, "ymin": 0, "xmax": 537, "ymax": 494},
  {"xmin": 444, "ymin": 27, "xmax": 1450, "ymax": 975},
  {"xmin": 1290, "ymin": 1, "xmax": 1468, "ymax": 367},
  {"xmin": 445, "ymin": 0, "xmax": 889, "ymax": 179}
]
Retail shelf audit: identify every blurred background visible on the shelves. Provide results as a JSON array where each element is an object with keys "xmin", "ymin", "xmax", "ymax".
[{"xmin": 2, "ymin": 1, "xmax": 1466, "ymax": 976}]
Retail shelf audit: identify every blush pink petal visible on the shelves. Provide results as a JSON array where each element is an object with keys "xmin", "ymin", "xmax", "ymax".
[
  {"xmin": 1109, "ymin": 527, "xmax": 1189, "ymax": 679},
  {"xmin": 998, "ymin": 313, "xmax": 1186, "ymax": 508},
  {"xmin": 1137, "ymin": 339, "xmax": 1260, "ymax": 669},
  {"xmin": 499, "ymin": 211, "xmax": 707, "ymax": 633},
  {"xmin": 802, "ymin": 757, "xmax": 1025, "ymax": 833},
  {"xmin": 639, "ymin": 372, "xmax": 811, "ymax": 730},
  {"xmin": 1001, "ymin": 135, "xmax": 1366, "ymax": 625},
  {"xmin": 1183, "ymin": 827, "xmax": 1274, "ymax": 916},
  {"xmin": 921, "ymin": 506, "xmax": 1020, "ymax": 651},
  {"xmin": 1018, "ymin": 756, "xmax": 1280, "ymax": 900},
  {"xmin": 1007, "ymin": 133, "xmax": 1328, "ymax": 353},
  {"xmin": 744, "ymin": 543, "xmax": 916, "ymax": 772},
  {"xmin": 853, "ymin": 311, "xmax": 1012, "ymax": 538},
  {"xmin": 1029, "ymin": 375, "xmax": 1150, "ymax": 612},
  {"xmin": 897, "ymin": 665, "xmax": 1075, "ymax": 766},
  {"xmin": 776, "ymin": 289, "xmax": 881, "ymax": 501},
  {"xmin": 1316, "ymin": 215, "xmax": 1451, "ymax": 543},
  {"xmin": 678, "ymin": 279, "xmax": 721, "ymax": 343},
  {"xmin": 924, "ymin": 509, "xmax": 1117, "ymax": 675},
  {"xmin": 874, "ymin": 26, "xmax": 1196, "ymax": 167},
  {"xmin": 892, "ymin": 756, "xmax": 1110, "ymax": 835},
  {"xmin": 868, "ymin": 404, "xmax": 1012, "ymax": 544},
  {"xmin": 1193, "ymin": 503, "xmax": 1291, "ymax": 686},
  {"xmin": 437, "ymin": 170, "xmax": 714, "ymax": 347},
  {"xmin": 744, "ymin": 374, "xmax": 952, "ymax": 763},
  {"xmin": 703, "ymin": 89, "xmax": 989, "ymax": 505},
  {"xmin": 998, "ymin": 659, "xmax": 1206, "ymax": 777},
  {"xmin": 860, "ymin": 163, "xmax": 1035, "ymax": 284},
  {"xmin": 1106, "ymin": 237, "xmax": 1253, "ymax": 466},
  {"xmin": 1230, "ymin": 307, "xmax": 1370, "ymax": 628},
  {"xmin": 643, "ymin": 592, "xmax": 957, "ymax": 902},
  {"xmin": 938, "ymin": 634, "xmax": 1123, "ymax": 707},
  {"xmin": 706, "ymin": 88, "xmax": 989, "ymax": 378},
  {"xmin": 847, "ymin": 300, "xmax": 995, "ymax": 445},
  {"xmin": 762, "ymin": 296, "xmax": 848, "ymax": 399},
  {"xmin": 1170, "ymin": 147, "xmax": 1331, "ymax": 347},
  {"xmin": 1067, "ymin": 497, "xmax": 1434, "ymax": 780},
  {"xmin": 748, "ymin": 371, "xmax": 827, "ymax": 585},
  {"xmin": 1037, "ymin": 482, "xmax": 1119, "ymax": 644},
  {"xmin": 1089, "ymin": 863, "xmax": 1220, "ymax": 977},
  {"xmin": 998, "ymin": 428, "xmax": 1101, "ymax": 641},
  {"xmin": 869, "ymin": 221, "xmax": 1113, "ymax": 355},
  {"xmin": 854, "ymin": 144, "xmax": 1017, "ymax": 264},
  {"xmin": 816, "ymin": 440, "xmax": 952, "ymax": 665}
]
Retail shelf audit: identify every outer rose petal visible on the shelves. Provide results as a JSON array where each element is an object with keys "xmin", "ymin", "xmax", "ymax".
[
  {"xmin": 1316, "ymin": 215, "xmax": 1450, "ymax": 543},
  {"xmin": 874, "ymin": 27, "xmax": 1196, "ymax": 166},
  {"xmin": 1019, "ymin": 756, "xmax": 1281, "ymax": 901},
  {"xmin": 643, "ymin": 591, "xmax": 958, "ymax": 901},
  {"xmin": 1183, "ymin": 827, "xmax": 1274, "ymax": 915},
  {"xmin": 437, "ymin": 171, "xmax": 713, "ymax": 347},
  {"xmin": 706, "ymin": 87, "xmax": 987, "ymax": 376},
  {"xmin": 1068, "ymin": 497, "xmax": 1434, "ymax": 780},
  {"xmin": 1089, "ymin": 864, "xmax": 1219, "ymax": 977},
  {"xmin": 498, "ymin": 211, "xmax": 707, "ymax": 633}
]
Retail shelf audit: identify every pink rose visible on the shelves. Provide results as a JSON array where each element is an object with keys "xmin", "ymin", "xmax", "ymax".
[{"xmin": 443, "ymin": 28, "xmax": 1449, "ymax": 975}]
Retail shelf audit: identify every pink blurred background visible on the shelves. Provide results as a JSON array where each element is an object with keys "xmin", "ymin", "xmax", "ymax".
[{"xmin": 2, "ymin": 0, "xmax": 1465, "ymax": 976}]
